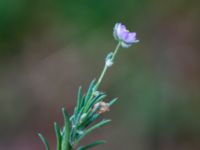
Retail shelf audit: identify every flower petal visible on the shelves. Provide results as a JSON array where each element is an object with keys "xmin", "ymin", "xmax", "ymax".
[{"xmin": 125, "ymin": 32, "xmax": 137, "ymax": 43}]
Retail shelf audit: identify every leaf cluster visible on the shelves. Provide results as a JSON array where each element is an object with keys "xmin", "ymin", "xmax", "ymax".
[{"xmin": 39, "ymin": 80, "xmax": 117, "ymax": 150}]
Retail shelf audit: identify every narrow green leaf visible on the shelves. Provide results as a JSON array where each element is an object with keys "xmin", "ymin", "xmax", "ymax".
[
  {"xmin": 75, "ymin": 107, "xmax": 84, "ymax": 124},
  {"xmin": 79, "ymin": 113, "xmax": 100, "ymax": 129},
  {"xmin": 77, "ymin": 119, "xmax": 111, "ymax": 143},
  {"xmin": 38, "ymin": 133, "xmax": 50, "ymax": 150},
  {"xmin": 89, "ymin": 94, "xmax": 106, "ymax": 108},
  {"xmin": 61, "ymin": 108, "xmax": 71, "ymax": 150},
  {"xmin": 77, "ymin": 140, "xmax": 106, "ymax": 150},
  {"xmin": 85, "ymin": 80, "xmax": 96, "ymax": 103},
  {"xmin": 108, "ymin": 98, "xmax": 118, "ymax": 107},
  {"xmin": 83, "ymin": 93, "xmax": 106, "ymax": 114},
  {"xmin": 54, "ymin": 122, "xmax": 62, "ymax": 150},
  {"xmin": 71, "ymin": 107, "xmax": 84, "ymax": 142},
  {"xmin": 92, "ymin": 93, "xmax": 106, "ymax": 104},
  {"xmin": 77, "ymin": 86, "xmax": 83, "ymax": 112}
]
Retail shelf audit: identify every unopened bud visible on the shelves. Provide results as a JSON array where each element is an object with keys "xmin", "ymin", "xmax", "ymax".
[
  {"xmin": 80, "ymin": 113, "xmax": 87, "ymax": 123},
  {"xmin": 93, "ymin": 101, "xmax": 110, "ymax": 114},
  {"xmin": 105, "ymin": 52, "xmax": 114, "ymax": 67},
  {"xmin": 106, "ymin": 59, "xmax": 113, "ymax": 67}
]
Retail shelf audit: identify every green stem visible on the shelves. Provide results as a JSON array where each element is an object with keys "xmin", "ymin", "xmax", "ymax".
[
  {"xmin": 111, "ymin": 42, "xmax": 121, "ymax": 61},
  {"xmin": 95, "ymin": 42, "xmax": 121, "ymax": 89}
]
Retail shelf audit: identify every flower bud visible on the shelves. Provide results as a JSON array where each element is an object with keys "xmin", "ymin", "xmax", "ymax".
[
  {"xmin": 79, "ymin": 113, "xmax": 87, "ymax": 123},
  {"xmin": 105, "ymin": 52, "xmax": 114, "ymax": 67},
  {"xmin": 106, "ymin": 59, "xmax": 113, "ymax": 67},
  {"xmin": 93, "ymin": 101, "xmax": 110, "ymax": 114}
]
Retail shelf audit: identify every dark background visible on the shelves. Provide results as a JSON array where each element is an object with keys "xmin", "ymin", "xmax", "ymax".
[{"xmin": 0, "ymin": 0, "xmax": 200, "ymax": 149}]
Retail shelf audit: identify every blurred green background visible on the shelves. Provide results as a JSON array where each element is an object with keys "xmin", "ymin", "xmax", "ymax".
[{"xmin": 0, "ymin": 0, "xmax": 200, "ymax": 149}]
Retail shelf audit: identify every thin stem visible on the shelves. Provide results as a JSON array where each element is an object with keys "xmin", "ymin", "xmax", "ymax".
[
  {"xmin": 95, "ymin": 42, "xmax": 121, "ymax": 89},
  {"xmin": 96, "ymin": 65, "xmax": 107, "ymax": 89},
  {"xmin": 111, "ymin": 42, "xmax": 121, "ymax": 62}
]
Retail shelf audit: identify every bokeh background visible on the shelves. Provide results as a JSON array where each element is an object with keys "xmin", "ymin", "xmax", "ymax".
[{"xmin": 0, "ymin": 0, "xmax": 200, "ymax": 149}]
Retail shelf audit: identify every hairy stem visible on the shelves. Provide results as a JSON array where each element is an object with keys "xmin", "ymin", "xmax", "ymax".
[{"xmin": 95, "ymin": 42, "xmax": 121, "ymax": 89}]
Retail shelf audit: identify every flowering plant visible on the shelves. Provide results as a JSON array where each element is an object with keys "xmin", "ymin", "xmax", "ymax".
[{"xmin": 38, "ymin": 23, "xmax": 138, "ymax": 150}]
